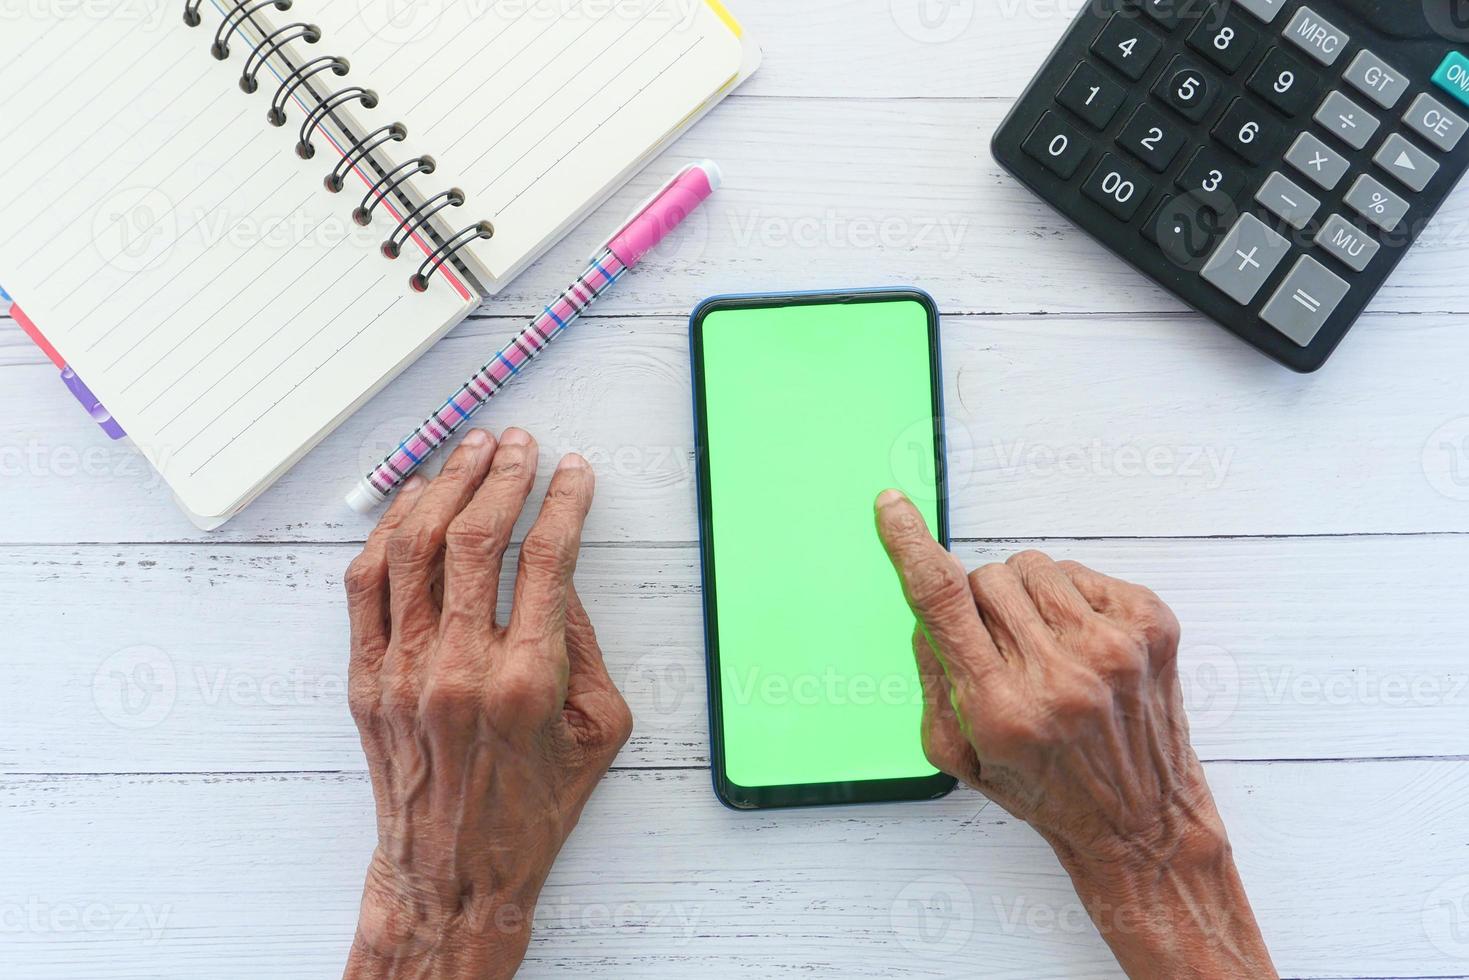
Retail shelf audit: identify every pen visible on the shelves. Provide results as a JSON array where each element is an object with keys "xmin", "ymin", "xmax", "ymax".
[{"xmin": 346, "ymin": 160, "xmax": 723, "ymax": 513}]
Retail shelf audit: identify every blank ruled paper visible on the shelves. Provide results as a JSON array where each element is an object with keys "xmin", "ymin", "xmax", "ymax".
[
  {"xmin": 0, "ymin": 0, "xmax": 477, "ymax": 524},
  {"xmin": 312, "ymin": 0, "xmax": 749, "ymax": 287}
]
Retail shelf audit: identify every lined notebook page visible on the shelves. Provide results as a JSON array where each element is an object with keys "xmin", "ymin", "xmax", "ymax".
[
  {"xmin": 310, "ymin": 0, "xmax": 746, "ymax": 286},
  {"xmin": 0, "ymin": 0, "xmax": 477, "ymax": 522}
]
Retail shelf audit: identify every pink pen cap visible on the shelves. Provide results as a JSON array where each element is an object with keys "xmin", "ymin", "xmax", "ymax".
[{"xmin": 603, "ymin": 160, "xmax": 722, "ymax": 268}]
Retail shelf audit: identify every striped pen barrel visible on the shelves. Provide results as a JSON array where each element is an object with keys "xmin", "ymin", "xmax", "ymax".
[{"xmin": 346, "ymin": 160, "xmax": 722, "ymax": 513}]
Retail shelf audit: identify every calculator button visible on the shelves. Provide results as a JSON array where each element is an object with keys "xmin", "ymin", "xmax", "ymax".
[
  {"xmin": 1138, "ymin": 0, "xmax": 1186, "ymax": 31},
  {"xmin": 1285, "ymin": 132, "xmax": 1350, "ymax": 190},
  {"xmin": 1345, "ymin": 174, "xmax": 1410, "ymax": 231},
  {"xmin": 1092, "ymin": 14, "xmax": 1164, "ymax": 81},
  {"xmin": 1344, "ymin": 50, "xmax": 1410, "ymax": 110},
  {"xmin": 1431, "ymin": 51, "xmax": 1469, "ymax": 110},
  {"xmin": 1316, "ymin": 213, "xmax": 1381, "ymax": 272},
  {"xmin": 1083, "ymin": 154, "xmax": 1154, "ymax": 220},
  {"xmin": 1213, "ymin": 98, "xmax": 1279, "ymax": 164},
  {"xmin": 1118, "ymin": 104, "xmax": 1187, "ymax": 171},
  {"xmin": 1233, "ymin": 0, "xmax": 1286, "ymax": 24},
  {"xmin": 1403, "ymin": 93, "xmax": 1468, "ymax": 152},
  {"xmin": 1374, "ymin": 133, "xmax": 1440, "ymax": 192},
  {"xmin": 1255, "ymin": 171, "xmax": 1320, "ymax": 229},
  {"xmin": 1187, "ymin": 13, "xmax": 1258, "ymax": 74},
  {"xmin": 1057, "ymin": 62, "xmax": 1127, "ymax": 129},
  {"xmin": 1282, "ymin": 7, "xmax": 1349, "ymax": 67},
  {"xmin": 1201, "ymin": 213, "xmax": 1292, "ymax": 304},
  {"xmin": 1248, "ymin": 48, "xmax": 1318, "ymax": 117},
  {"xmin": 1315, "ymin": 91, "xmax": 1380, "ymax": 150},
  {"xmin": 1023, "ymin": 112, "xmax": 1090, "ymax": 179},
  {"xmin": 1177, "ymin": 145, "xmax": 1247, "ymax": 202},
  {"xmin": 1144, "ymin": 195, "xmax": 1228, "ymax": 269},
  {"xmin": 1259, "ymin": 256, "xmax": 1350, "ymax": 347},
  {"xmin": 1153, "ymin": 57, "xmax": 1219, "ymax": 122}
]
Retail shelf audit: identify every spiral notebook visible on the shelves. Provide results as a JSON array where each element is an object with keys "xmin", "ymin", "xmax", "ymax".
[{"xmin": 0, "ymin": 0, "xmax": 758, "ymax": 528}]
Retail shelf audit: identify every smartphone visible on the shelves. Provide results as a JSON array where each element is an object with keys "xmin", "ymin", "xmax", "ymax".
[{"xmin": 690, "ymin": 288, "xmax": 956, "ymax": 810}]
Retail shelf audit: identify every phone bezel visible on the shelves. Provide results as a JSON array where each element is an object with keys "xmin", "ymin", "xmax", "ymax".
[{"xmin": 689, "ymin": 287, "xmax": 957, "ymax": 811}]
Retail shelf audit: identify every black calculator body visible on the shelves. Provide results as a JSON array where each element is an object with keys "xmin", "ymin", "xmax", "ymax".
[{"xmin": 992, "ymin": 0, "xmax": 1469, "ymax": 372}]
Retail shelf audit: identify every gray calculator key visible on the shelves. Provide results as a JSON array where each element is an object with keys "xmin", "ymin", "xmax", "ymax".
[
  {"xmin": 1201, "ymin": 214, "xmax": 1293, "ymax": 304},
  {"xmin": 1234, "ymin": 0, "xmax": 1286, "ymax": 23},
  {"xmin": 1403, "ymin": 93, "xmax": 1468, "ymax": 151},
  {"xmin": 1315, "ymin": 90, "xmax": 1380, "ymax": 150},
  {"xmin": 1316, "ymin": 214, "xmax": 1381, "ymax": 272},
  {"xmin": 1284, "ymin": 7, "xmax": 1350, "ymax": 66},
  {"xmin": 1256, "ymin": 171, "xmax": 1320, "ymax": 229},
  {"xmin": 1285, "ymin": 132, "xmax": 1350, "ymax": 190},
  {"xmin": 1345, "ymin": 174, "xmax": 1410, "ymax": 231},
  {"xmin": 1343, "ymin": 50, "xmax": 1410, "ymax": 109},
  {"xmin": 1374, "ymin": 133, "xmax": 1440, "ymax": 192},
  {"xmin": 1260, "ymin": 255, "xmax": 1351, "ymax": 347}
]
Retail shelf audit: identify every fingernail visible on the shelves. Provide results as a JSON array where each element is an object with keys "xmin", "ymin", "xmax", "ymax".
[
  {"xmin": 403, "ymin": 475, "xmax": 427, "ymax": 492},
  {"xmin": 500, "ymin": 428, "xmax": 531, "ymax": 446},
  {"xmin": 557, "ymin": 453, "xmax": 589, "ymax": 471},
  {"xmin": 463, "ymin": 428, "xmax": 490, "ymax": 447},
  {"xmin": 877, "ymin": 489, "xmax": 908, "ymax": 508}
]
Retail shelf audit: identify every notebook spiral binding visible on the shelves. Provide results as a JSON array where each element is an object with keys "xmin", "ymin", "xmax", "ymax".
[{"xmin": 183, "ymin": 0, "xmax": 495, "ymax": 290}]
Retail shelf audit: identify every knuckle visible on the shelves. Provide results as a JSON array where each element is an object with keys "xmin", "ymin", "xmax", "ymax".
[
  {"xmin": 1007, "ymin": 549, "xmax": 1053, "ymax": 571},
  {"xmin": 906, "ymin": 555, "xmax": 970, "ymax": 612},
  {"xmin": 421, "ymin": 674, "xmax": 482, "ymax": 717},
  {"xmin": 489, "ymin": 665, "xmax": 557, "ymax": 718},
  {"xmin": 1131, "ymin": 591, "xmax": 1182, "ymax": 651},
  {"xmin": 347, "ymin": 681, "xmax": 379, "ymax": 728},
  {"xmin": 387, "ymin": 524, "xmax": 440, "ymax": 567},
  {"xmin": 518, "ymin": 531, "xmax": 572, "ymax": 577},
  {"xmin": 970, "ymin": 562, "xmax": 1013, "ymax": 592},
  {"xmin": 343, "ymin": 554, "xmax": 383, "ymax": 599},
  {"xmin": 1048, "ymin": 677, "xmax": 1113, "ymax": 723},
  {"xmin": 445, "ymin": 513, "xmax": 508, "ymax": 553}
]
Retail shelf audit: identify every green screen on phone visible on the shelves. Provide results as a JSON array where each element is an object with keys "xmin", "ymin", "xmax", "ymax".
[{"xmin": 694, "ymin": 293, "xmax": 948, "ymax": 801}]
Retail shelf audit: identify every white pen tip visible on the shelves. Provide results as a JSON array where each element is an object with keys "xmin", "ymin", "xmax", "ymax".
[
  {"xmin": 346, "ymin": 482, "xmax": 384, "ymax": 515},
  {"xmin": 695, "ymin": 159, "xmax": 723, "ymax": 191}
]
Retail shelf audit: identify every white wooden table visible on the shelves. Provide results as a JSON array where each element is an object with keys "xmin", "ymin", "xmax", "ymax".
[{"xmin": 5, "ymin": 2, "xmax": 1469, "ymax": 976}]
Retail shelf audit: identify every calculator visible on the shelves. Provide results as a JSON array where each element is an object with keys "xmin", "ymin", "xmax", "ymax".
[{"xmin": 992, "ymin": 0, "xmax": 1469, "ymax": 372}]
